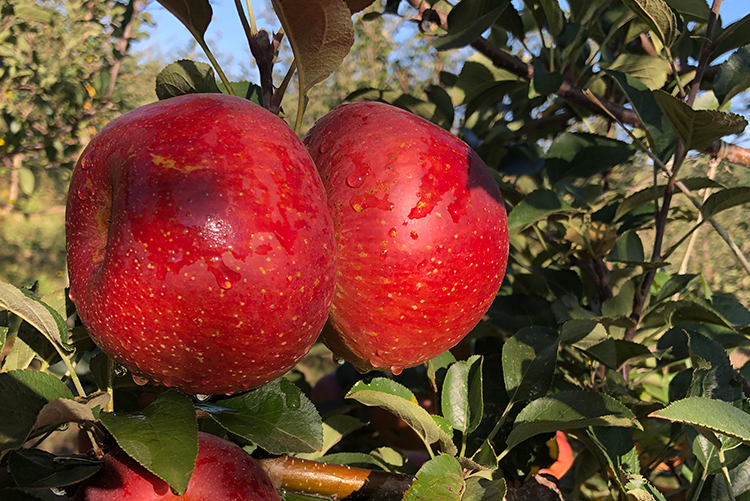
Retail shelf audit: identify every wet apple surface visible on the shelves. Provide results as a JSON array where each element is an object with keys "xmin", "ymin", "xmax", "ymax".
[
  {"xmin": 305, "ymin": 101, "xmax": 509, "ymax": 373},
  {"xmin": 66, "ymin": 94, "xmax": 336, "ymax": 395}
]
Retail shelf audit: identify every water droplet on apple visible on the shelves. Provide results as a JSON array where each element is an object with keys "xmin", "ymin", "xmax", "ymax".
[
  {"xmin": 170, "ymin": 487, "xmax": 180, "ymax": 496},
  {"xmin": 417, "ymin": 260, "xmax": 428, "ymax": 271},
  {"xmin": 208, "ymin": 256, "xmax": 241, "ymax": 290},
  {"xmin": 67, "ymin": 289, "xmax": 76, "ymax": 302},
  {"xmin": 410, "ymin": 230, "xmax": 418, "ymax": 240},
  {"xmin": 380, "ymin": 249, "xmax": 388, "ymax": 261},
  {"xmin": 346, "ymin": 171, "xmax": 367, "ymax": 188},
  {"xmin": 333, "ymin": 356, "xmax": 345, "ymax": 366},
  {"xmin": 50, "ymin": 487, "xmax": 67, "ymax": 497},
  {"xmin": 113, "ymin": 363, "xmax": 128, "ymax": 377},
  {"xmin": 369, "ymin": 356, "xmax": 385, "ymax": 368},
  {"xmin": 194, "ymin": 394, "xmax": 211, "ymax": 402},
  {"xmin": 388, "ymin": 228, "xmax": 397, "ymax": 238},
  {"xmin": 76, "ymin": 188, "xmax": 88, "ymax": 201},
  {"xmin": 80, "ymin": 160, "xmax": 90, "ymax": 170},
  {"xmin": 390, "ymin": 365, "xmax": 404, "ymax": 376},
  {"xmin": 132, "ymin": 375, "xmax": 149, "ymax": 386}
]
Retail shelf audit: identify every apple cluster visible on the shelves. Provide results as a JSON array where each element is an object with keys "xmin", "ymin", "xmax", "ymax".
[{"xmin": 66, "ymin": 94, "xmax": 509, "ymax": 396}]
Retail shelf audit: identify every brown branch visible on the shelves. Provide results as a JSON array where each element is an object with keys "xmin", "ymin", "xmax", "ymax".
[{"xmin": 105, "ymin": 0, "xmax": 145, "ymax": 100}]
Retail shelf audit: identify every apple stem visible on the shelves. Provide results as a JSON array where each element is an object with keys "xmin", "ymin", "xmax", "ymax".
[
  {"xmin": 106, "ymin": 357, "xmax": 115, "ymax": 413},
  {"xmin": 53, "ymin": 344, "xmax": 86, "ymax": 398}
]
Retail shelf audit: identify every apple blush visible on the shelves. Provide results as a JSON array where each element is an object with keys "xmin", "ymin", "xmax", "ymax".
[
  {"xmin": 73, "ymin": 432, "xmax": 280, "ymax": 500},
  {"xmin": 66, "ymin": 93, "xmax": 336, "ymax": 395},
  {"xmin": 304, "ymin": 101, "xmax": 509, "ymax": 373}
]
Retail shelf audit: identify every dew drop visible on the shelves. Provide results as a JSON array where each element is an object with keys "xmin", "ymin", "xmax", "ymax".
[
  {"xmin": 208, "ymin": 256, "xmax": 241, "ymax": 290},
  {"xmin": 390, "ymin": 365, "xmax": 404, "ymax": 376},
  {"xmin": 50, "ymin": 487, "xmax": 67, "ymax": 497},
  {"xmin": 113, "ymin": 363, "xmax": 128, "ymax": 377},
  {"xmin": 170, "ymin": 487, "xmax": 180, "ymax": 496},
  {"xmin": 380, "ymin": 249, "xmax": 388, "ymax": 261},
  {"xmin": 194, "ymin": 394, "xmax": 211, "ymax": 402},
  {"xmin": 132, "ymin": 375, "xmax": 149, "ymax": 386},
  {"xmin": 417, "ymin": 260, "xmax": 428, "ymax": 272},
  {"xmin": 76, "ymin": 188, "xmax": 88, "ymax": 201},
  {"xmin": 200, "ymin": 377, "xmax": 211, "ymax": 386},
  {"xmin": 369, "ymin": 356, "xmax": 385, "ymax": 368},
  {"xmin": 346, "ymin": 172, "xmax": 366, "ymax": 188},
  {"xmin": 388, "ymin": 228, "xmax": 397, "ymax": 238},
  {"xmin": 410, "ymin": 230, "xmax": 418, "ymax": 240},
  {"xmin": 333, "ymin": 356, "xmax": 346, "ymax": 366},
  {"xmin": 80, "ymin": 159, "xmax": 90, "ymax": 170}
]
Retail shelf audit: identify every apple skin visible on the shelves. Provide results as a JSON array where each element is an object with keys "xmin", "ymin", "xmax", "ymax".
[
  {"xmin": 73, "ymin": 432, "xmax": 280, "ymax": 501},
  {"xmin": 66, "ymin": 93, "xmax": 336, "ymax": 395},
  {"xmin": 304, "ymin": 101, "xmax": 508, "ymax": 373}
]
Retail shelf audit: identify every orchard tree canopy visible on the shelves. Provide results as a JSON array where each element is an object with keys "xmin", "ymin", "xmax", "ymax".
[{"xmin": 2, "ymin": 0, "xmax": 750, "ymax": 500}]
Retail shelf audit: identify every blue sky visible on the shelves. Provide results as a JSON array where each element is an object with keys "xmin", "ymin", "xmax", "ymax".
[{"xmin": 133, "ymin": 0, "xmax": 749, "ymax": 80}]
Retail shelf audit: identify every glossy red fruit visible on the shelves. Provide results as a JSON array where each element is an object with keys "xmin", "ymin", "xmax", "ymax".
[
  {"xmin": 66, "ymin": 94, "xmax": 336, "ymax": 395},
  {"xmin": 73, "ymin": 432, "xmax": 280, "ymax": 501},
  {"xmin": 305, "ymin": 101, "xmax": 508, "ymax": 373}
]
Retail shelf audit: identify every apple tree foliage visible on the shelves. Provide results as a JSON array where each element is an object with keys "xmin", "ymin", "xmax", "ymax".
[{"xmin": 3, "ymin": 0, "xmax": 750, "ymax": 500}]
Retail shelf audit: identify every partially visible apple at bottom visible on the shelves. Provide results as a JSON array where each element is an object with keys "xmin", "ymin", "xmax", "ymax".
[{"xmin": 73, "ymin": 432, "xmax": 280, "ymax": 500}]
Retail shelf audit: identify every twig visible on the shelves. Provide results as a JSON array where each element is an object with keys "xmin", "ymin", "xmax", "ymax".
[
  {"xmin": 105, "ymin": 0, "xmax": 145, "ymax": 100},
  {"xmin": 678, "ymin": 159, "xmax": 719, "ymax": 275}
]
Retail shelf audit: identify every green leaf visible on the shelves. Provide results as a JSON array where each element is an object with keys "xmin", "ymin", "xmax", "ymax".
[
  {"xmin": 347, "ymin": 378, "xmax": 456, "ymax": 454},
  {"xmin": 654, "ymin": 274, "xmax": 699, "ymax": 304},
  {"xmin": 154, "ymin": 59, "xmax": 221, "ymax": 100},
  {"xmin": 0, "ymin": 370, "xmax": 72, "ymax": 456},
  {"xmin": 539, "ymin": 0, "xmax": 565, "ymax": 37},
  {"xmin": 452, "ymin": 53, "xmax": 523, "ymax": 106},
  {"xmin": 687, "ymin": 331, "xmax": 741, "ymax": 402},
  {"xmin": 272, "ymin": 0, "xmax": 354, "ymax": 93},
  {"xmin": 463, "ymin": 473, "xmax": 507, "ymax": 501},
  {"xmin": 403, "ymin": 455, "xmax": 464, "ymax": 501},
  {"xmin": 0, "ymin": 281, "xmax": 70, "ymax": 351},
  {"xmin": 665, "ymin": 300, "xmax": 732, "ymax": 328},
  {"xmin": 585, "ymin": 339, "xmax": 653, "ymax": 369},
  {"xmin": 664, "ymin": 0, "xmax": 709, "ymax": 22},
  {"xmin": 296, "ymin": 415, "xmax": 365, "ymax": 460},
  {"xmin": 426, "ymin": 350, "xmax": 456, "ymax": 394},
  {"xmin": 507, "ymin": 189, "xmax": 577, "ymax": 231},
  {"xmin": 711, "ymin": 14, "xmax": 750, "ymax": 61},
  {"xmin": 99, "ymin": 391, "xmax": 198, "ymax": 495},
  {"xmin": 701, "ymin": 187, "xmax": 750, "ymax": 221},
  {"xmin": 545, "ymin": 132, "xmax": 636, "ymax": 184},
  {"xmin": 607, "ymin": 54, "xmax": 670, "ymax": 90},
  {"xmin": 650, "ymin": 397, "xmax": 750, "ymax": 444},
  {"xmin": 615, "ymin": 178, "xmax": 724, "ymax": 220},
  {"xmin": 155, "ymin": 0, "xmax": 212, "ymax": 43},
  {"xmin": 621, "ymin": 0, "xmax": 677, "ymax": 47},
  {"xmin": 17, "ymin": 168, "xmax": 34, "ymax": 196},
  {"xmin": 502, "ymin": 327, "xmax": 558, "ymax": 403},
  {"xmin": 434, "ymin": 0, "xmax": 508, "ymax": 51},
  {"xmin": 34, "ymin": 393, "xmax": 109, "ymax": 432},
  {"xmin": 714, "ymin": 47, "xmax": 750, "ymax": 107},
  {"xmin": 607, "ymin": 230, "xmax": 645, "ymax": 263},
  {"xmin": 9, "ymin": 449, "xmax": 102, "ymax": 488},
  {"xmin": 607, "ymin": 69, "xmax": 678, "ymax": 161},
  {"xmin": 506, "ymin": 391, "xmax": 639, "ymax": 450},
  {"xmin": 560, "ymin": 319, "xmax": 608, "ymax": 349},
  {"xmin": 200, "ymin": 378, "xmax": 322, "ymax": 454},
  {"xmin": 441, "ymin": 356, "xmax": 483, "ymax": 434},
  {"xmin": 532, "ymin": 59, "xmax": 564, "ymax": 96},
  {"xmin": 653, "ymin": 90, "xmax": 748, "ymax": 151}
]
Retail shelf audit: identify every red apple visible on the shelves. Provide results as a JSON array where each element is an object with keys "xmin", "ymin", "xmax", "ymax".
[
  {"xmin": 304, "ymin": 101, "xmax": 508, "ymax": 373},
  {"xmin": 66, "ymin": 93, "xmax": 336, "ymax": 395},
  {"xmin": 73, "ymin": 432, "xmax": 280, "ymax": 500}
]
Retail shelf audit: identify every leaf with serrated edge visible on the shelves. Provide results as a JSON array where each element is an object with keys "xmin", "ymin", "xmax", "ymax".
[
  {"xmin": 701, "ymin": 187, "xmax": 750, "ymax": 221},
  {"xmin": 653, "ymin": 90, "xmax": 748, "ymax": 151},
  {"xmin": 506, "ymin": 391, "xmax": 639, "ymax": 450},
  {"xmin": 441, "ymin": 356, "xmax": 483, "ymax": 434},
  {"xmin": 155, "ymin": 59, "xmax": 220, "ymax": 100},
  {"xmin": 272, "ymin": 0, "xmax": 354, "ymax": 93},
  {"xmin": 621, "ymin": 0, "xmax": 676, "ymax": 47},
  {"xmin": 0, "ymin": 280, "xmax": 70, "ymax": 351},
  {"xmin": 651, "ymin": 397, "xmax": 750, "ymax": 444},
  {"xmin": 32, "ymin": 393, "xmax": 109, "ymax": 432},
  {"xmin": 403, "ymin": 455, "xmax": 464, "ymax": 501},
  {"xmin": 507, "ymin": 189, "xmax": 576, "ymax": 231},
  {"xmin": 714, "ymin": 47, "xmax": 750, "ymax": 107},
  {"xmin": 99, "ymin": 391, "xmax": 198, "ymax": 494},
  {"xmin": 0, "ymin": 370, "xmax": 72, "ymax": 456},
  {"xmin": 156, "ymin": 0, "xmax": 212, "ymax": 42},
  {"xmin": 200, "ymin": 378, "xmax": 322, "ymax": 454}
]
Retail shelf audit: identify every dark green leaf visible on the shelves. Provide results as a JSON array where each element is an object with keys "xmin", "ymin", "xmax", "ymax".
[
  {"xmin": 426, "ymin": 351, "xmax": 456, "ymax": 395},
  {"xmin": 507, "ymin": 189, "xmax": 577, "ymax": 231},
  {"xmin": 403, "ymin": 455, "xmax": 464, "ymax": 501},
  {"xmin": 495, "ymin": 2, "xmax": 525, "ymax": 40},
  {"xmin": 272, "ymin": 0, "xmax": 354, "ymax": 93},
  {"xmin": 545, "ymin": 132, "xmax": 635, "ymax": 184},
  {"xmin": 502, "ymin": 327, "xmax": 558, "ymax": 403},
  {"xmin": 653, "ymin": 90, "xmax": 748, "ymax": 151},
  {"xmin": 434, "ymin": 0, "xmax": 508, "ymax": 51},
  {"xmin": 155, "ymin": 0, "xmax": 212, "ymax": 42},
  {"xmin": 650, "ymin": 397, "xmax": 750, "ymax": 444},
  {"xmin": 655, "ymin": 274, "xmax": 699, "ymax": 304},
  {"xmin": 621, "ymin": 0, "xmax": 677, "ymax": 47},
  {"xmin": 715, "ymin": 47, "xmax": 750, "ymax": 107},
  {"xmin": 441, "ymin": 356, "xmax": 483, "ymax": 434},
  {"xmin": 586, "ymin": 339, "xmax": 653, "ymax": 369},
  {"xmin": 99, "ymin": 391, "xmax": 198, "ymax": 494},
  {"xmin": 687, "ymin": 331, "xmax": 742, "ymax": 402},
  {"xmin": 539, "ymin": 0, "xmax": 565, "ymax": 37},
  {"xmin": 200, "ymin": 378, "xmax": 322, "ymax": 454},
  {"xmin": 607, "ymin": 230, "xmax": 645, "ymax": 263},
  {"xmin": 0, "ymin": 370, "xmax": 72, "ymax": 455},
  {"xmin": 711, "ymin": 14, "xmax": 750, "ymax": 61},
  {"xmin": 506, "ymin": 391, "xmax": 639, "ymax": 450},
  {"xmin": 587, "ymin": 426, "xmax": 641, "ymax": 480},
  {"xmin": 615, "ymin": 177, "xmax": 724, "ymax": 220},
  {"xmin": 453, "ymin": 53, "xmax": 523, "ymax": 106},
  {"xmin": 665, "ymin": 300, "xmax": 732, "ymax": 328},
  {"xmin": 155, "ymin": 59, "xmax": 220, "ymax": 100},
  {"xmin": 9, "ymin": 449, "xmax": 102, "ymax": 488},
  {"xmin": 664, "ymin": 0, "xmax": 709, "ymax": 22},
  {"xmin": 607, "ymin": 69, "xmax": 678, "ymax": 161},
  {"xmin": 701, "ymin": 187, "xmax": 750, "ymax": 220},
  {"xmin": 462, "ymin": 472, "xmax": 507, "ymax": 501},
  {"xmin": 560, "ymin": 320, "xmax": 608, "ymax": 349},
  {"xmin": 532, "ymin": 59, "xmax": 564, "ymax": 96}
]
